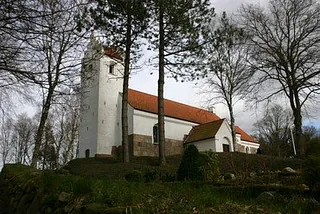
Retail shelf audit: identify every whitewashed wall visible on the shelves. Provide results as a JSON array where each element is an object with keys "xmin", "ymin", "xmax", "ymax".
[
  {"xmin": 191, "ymin": 138, "xmax": 215, "ymax": 152},
  {"xmin": 96, "ymin": 56, "xmax": 123, "ymax": 155},
  {"xmin": 239, "ymin": 140, "xmax": 260, "ymax": 154},
  {"xmin": 215, "ymin": 120, "xmax": 234, "ymax": 152},
  {"xmin": 132, "ymin": 110, "xmax": 198, "ymax": 142},
  {"xmin": 79, "ymin": 43, "xmax": 124, "ymax": 157}
]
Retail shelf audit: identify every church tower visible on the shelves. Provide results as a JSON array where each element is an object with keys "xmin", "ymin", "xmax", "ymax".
[{"xmin": 79, "ymin": 37, "xmax": 124, "ymax": 158}]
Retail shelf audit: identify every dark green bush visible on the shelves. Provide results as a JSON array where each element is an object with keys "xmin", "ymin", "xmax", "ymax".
[
  {"xmin": 199, "ymin": 151, "xmax": 220, "ymax": 183},
  {"xmin": 160, "ymin": 173, "xmax": 176, "ymax": 182},
  {"xmin": 177, "ymin": 144, "xmax": 203, "ymax": 181},
  {"xmin": 304, "ymin": 138, "xmax": 320, "ymax": 189},
  {"xmin": 125, "ymin": 170, "xmax": 143, "ymax": 182},
  {"xmin": 73, "ymin": 177, "xmax": 92, "ymax": 195},
  {"xmin": 144, "ymin": 169, "xmax": 157, "ymax": 182}
]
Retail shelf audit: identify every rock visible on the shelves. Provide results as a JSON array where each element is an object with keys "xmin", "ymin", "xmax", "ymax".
[
  {"xmin": 257, "ymin": 191, "xmax": 275, "ymax": 201},
  {"xmin": 299, "ymin": 184, "xmax": 310, "ymax": 191},
  {"xmin": 224, "ymin": 173, "xmax": 235, "ymax": 180},
  {"xmin": 250, "ymin": 172, "xmax": 256, "ymax": 177},
  {"xmin": 282, "ymin": 167, "xmax": 296, "ymax": 173},
  {"xmin": 58, "ymin": 192, "xmax": 72, "ymax": 203}
]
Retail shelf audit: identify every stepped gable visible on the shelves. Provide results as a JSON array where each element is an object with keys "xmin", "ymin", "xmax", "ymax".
[{"xmin": 127, "ymin": 89, "xmax": 220, "ymax": 124}]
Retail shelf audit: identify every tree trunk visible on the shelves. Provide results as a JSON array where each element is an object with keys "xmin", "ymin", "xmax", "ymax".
[
  {"xmin": 122, "ymin": 2, "xmax": 132, "ymax": 163},
  {"xmin": 293, "ymin": 108, "xmax": 303, "ymax": 156},
  {"xmin": 158, "ymin": 2, "xmax": 166, "ymax": 165},
  {"xmin": 228, "ymin": 103, "xmax": 237, "ymax": 152},
  {"xmin": 31, "ymin": 89, "xmax": 53, "ymax": 167}
]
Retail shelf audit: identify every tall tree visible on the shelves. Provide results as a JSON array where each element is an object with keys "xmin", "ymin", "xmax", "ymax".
[
  {"xmin": 149, "ymin": 0, "xmax": 214, "ymax": 165},
  {"xmin": 240, "ymin": 0, "xmax": 320, "ymax": 156},
  {"xmin": 253, "ymin": 104, "xmax": 293, "ymax": 157},
  {"xmin": 198, "ymin": 12, "xmax": 252, "ymax": 151},
  {"xmin": 89, "ymin": 0, "xmax": 149, "ymax": 163}
]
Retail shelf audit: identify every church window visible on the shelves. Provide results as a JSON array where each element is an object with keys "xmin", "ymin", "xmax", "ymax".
[
  {"xmin": 223, "ymin": 144, "xmax": 230, "ymax": 152},
  {"xmin": 85, "ymin": 149, "xmax": 90, "ymax": 158},
  {"xmin": 86, "ymin": 127, "xmax": 88, "ymax": 131},
  {"xmin": 104, "ymin": 101, "xmax": 106, "ymax": 105},
  {"xmin": 102, "ymin": 120, "xmax": 104, "ymax": 124},
  {"xmin": 109, "ymin": 64, "xmax": 115, "ymax": 74},
  {"xmin": 153, "ymin": 124, "xmax": 159, "ymax": 144},
  {"xmin": 246, "ymin": 147, "xmax": 249, "ymax": 154}
]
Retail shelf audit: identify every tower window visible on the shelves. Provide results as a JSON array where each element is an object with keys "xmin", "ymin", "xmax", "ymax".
[
  {"xmin": 109, "ymin": 64, "xmax": 115, "ymax": 74},
  {"xmin": 153, "ymin": 124, "xmax": 159, "ymax": 144}
]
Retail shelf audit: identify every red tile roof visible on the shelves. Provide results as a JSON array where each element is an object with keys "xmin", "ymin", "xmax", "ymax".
[
  {"xmin": 127, "ymin": 89, "xmax": 220, "ymax": 124},
  {"xmin": 235, "ymin": 126, "xmax": 256, "ymax": 143},
  {"xmin": 104, "ymin": 47, "xmax": 123, "ymax": 61},
  {"xmin": 184, "ymin": 119, "xmax": 225, "ymax": 143}
]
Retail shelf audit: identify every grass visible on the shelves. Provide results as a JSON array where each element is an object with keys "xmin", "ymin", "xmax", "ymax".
[{"xmin": 0, "ymin": 154, "xmax": 317, "ymax": 213}]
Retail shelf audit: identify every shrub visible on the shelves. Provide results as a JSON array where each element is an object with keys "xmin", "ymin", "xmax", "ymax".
[
  {"xmin": 199, "ymin": 151, "xmax": 220, "ymax": 183},
  {"xmin": 125, "ymin": 170, "xmax": 143, "ymax": 182},
  {"xmin": 144, "ymin": 169, "xmax": 157, "ymax": 182},
  {"xmin": 73, "ymin": 177, "xmax": 92, "ymax": 195},
  {"xmin": 177, "ymin": 144, "xmax": 203, "ymax": 181},
  {"xmin": 304, "ymin": 138, "xmax": 320, "ymax": 189}
]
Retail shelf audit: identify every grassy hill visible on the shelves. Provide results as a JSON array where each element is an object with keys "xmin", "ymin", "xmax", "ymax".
[{"xmin": 0, "ymin": 153, "xmax": 319, "ymax": 213}]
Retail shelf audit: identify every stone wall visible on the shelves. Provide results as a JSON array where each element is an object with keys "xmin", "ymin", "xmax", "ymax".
[{"xmin": 130, "ymin": 134, "xmax": 183, "ymax": 157}]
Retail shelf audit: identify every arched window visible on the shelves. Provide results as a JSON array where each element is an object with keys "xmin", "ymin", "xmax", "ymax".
[
  {"xmin": 153, "ymin": 124, "xmax": 159, "ymax": 144},
  {"xmin": 85, "ymin": 149, "xmax": 90, "ymax": 158},
  {"xmin": 246, "ymin": 147, "xmax": 249, "ymax": 154}
]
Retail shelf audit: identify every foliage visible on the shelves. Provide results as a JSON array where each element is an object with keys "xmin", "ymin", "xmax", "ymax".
[
  {"xmin": 125, "ymin": 170, "xmax": 143, "ymax": 182},
  {"xmin": 199, "ymin": 150, "xmax": 220, "ymax": 183},
  {"xmin": 304, "ymin": 138, "xmax": 320, "ymax": 189},
  {"xmin": 177, "ymin": 144, "xmax": 203, "ymax": 181},
  {"xmin": 144, "ymin": 168, "xmax": 157, "ymax": 182}
]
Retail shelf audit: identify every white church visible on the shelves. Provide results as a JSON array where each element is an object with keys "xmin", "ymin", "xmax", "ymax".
[{"xmin": 78, "ymin": 38, "xmax": 260, "ymax": 158}]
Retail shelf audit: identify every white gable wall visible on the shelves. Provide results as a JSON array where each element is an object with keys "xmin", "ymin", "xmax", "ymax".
[
  {"xmin": 214, "ymin": 120, "xmax": 234, "ymax": 152},
  {"xmin": 133, "ymin": 110, "xmax": 197, "ymax": 141}
]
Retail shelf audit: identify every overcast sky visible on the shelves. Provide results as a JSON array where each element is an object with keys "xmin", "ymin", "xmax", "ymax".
[{"xmin": 130, "ymin": 0, "xmax": 320, "ymax": 134}]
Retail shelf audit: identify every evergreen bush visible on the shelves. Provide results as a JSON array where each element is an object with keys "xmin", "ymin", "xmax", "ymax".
[
  {"xmin": 177, "ymin": 144, "xmax": 203, "ymax": 181},
  {"xmin": 304, "ymin": 138, "xmax": 320, "ymax": 189}
]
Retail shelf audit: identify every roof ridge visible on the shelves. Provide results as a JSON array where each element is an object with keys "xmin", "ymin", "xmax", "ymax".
[{"xmin": 128, "ymin": 88, "xmax": 214, "ymax": 113}]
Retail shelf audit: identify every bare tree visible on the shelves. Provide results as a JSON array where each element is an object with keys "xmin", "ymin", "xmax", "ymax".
[
  {"xmin": 199, "ymin": 12, "xmax": 252, "ymax": 151},
  {"xmin": 240, "ymin": 0, "xmax": 320, "ymax": 156},
  {"xmin": 0, "ymin": 116, "xmax": 13, "ymax": 166},
  {"xmin": 253, "ymin": 104, "xmax": 293, "ymax": 157},
  {"xmin": 7, "ymin": 0, "xmax": 90, "ymax": 167},
  {"xmin": 11, "ymin": 113, "xmax": 36, "ymax": 165}
]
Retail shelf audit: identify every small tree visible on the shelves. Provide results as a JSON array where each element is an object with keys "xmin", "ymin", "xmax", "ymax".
[
  {"xmin": 199, "ymin": 12, "xmax": 252, "ymax": 151},
  {"xmin": 253, "ymin": 104, "xmax": 293, "ymax": 157},
  {"xmin": 177, "ymin": 144, "xmax": 203, "ymax": 181}
]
